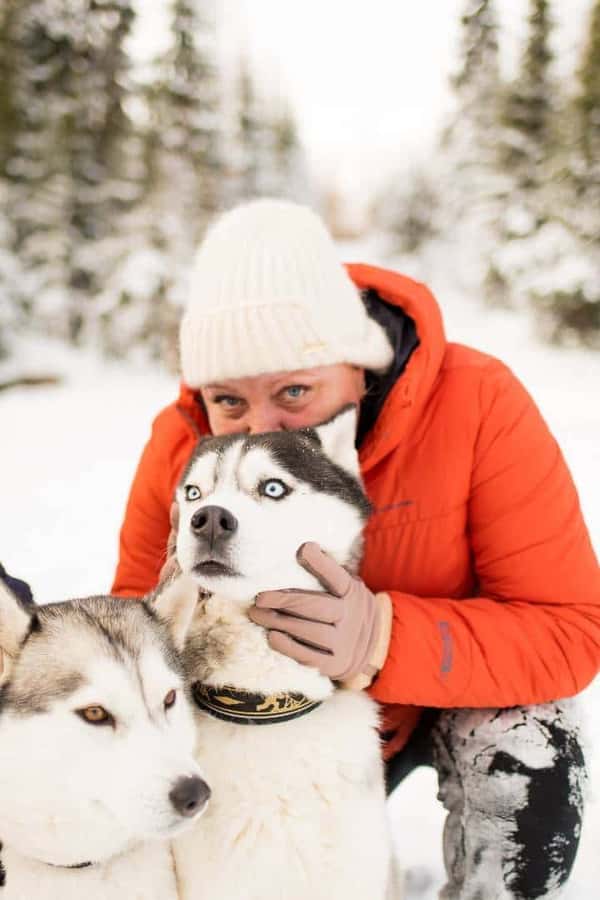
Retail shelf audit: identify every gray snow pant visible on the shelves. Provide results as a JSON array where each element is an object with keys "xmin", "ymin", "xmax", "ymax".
[{"xmin": 384, "ymin": 702, "xmax": 586, "ymax": 899}]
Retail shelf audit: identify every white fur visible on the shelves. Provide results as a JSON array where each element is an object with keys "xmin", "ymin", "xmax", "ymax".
[
  {"xmin": 0, "ymin": 580, "xmax": 208, "ymax": 899},
  {"xmin": 167, "ymin": 411, "xmax": 401, "ymax": 899},
  {"xmin": 171, "ymin": 601, "xmax": 396, "ymax": 900}
]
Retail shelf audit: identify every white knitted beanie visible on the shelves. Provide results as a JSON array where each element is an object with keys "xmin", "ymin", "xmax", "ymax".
[{"xmin": 179, "ymin": 199, "xmax": 394, "ymax": 386}]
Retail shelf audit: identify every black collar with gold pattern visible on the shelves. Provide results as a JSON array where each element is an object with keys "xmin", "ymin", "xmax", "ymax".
[{"xmin": 192, "ymin": 683, "xmax": 322, "ymax": 725}]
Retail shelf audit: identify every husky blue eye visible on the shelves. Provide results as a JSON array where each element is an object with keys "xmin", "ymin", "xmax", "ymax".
[
  {"xmin": 260, "ymin": 479, "xmax": 290, "ymax": 500},
  {"xmin": 185, "ymin": 485, "xmax": 201, "ymax": 502}
]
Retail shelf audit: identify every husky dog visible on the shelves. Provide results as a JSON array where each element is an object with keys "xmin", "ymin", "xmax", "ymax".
[
  {"xmin": 156, "ymin": 406, "xmax": 399, "ymax": 900},
  {"xmin": 0, "ymin": 576, "xmax": 210, "ymax": 900}
]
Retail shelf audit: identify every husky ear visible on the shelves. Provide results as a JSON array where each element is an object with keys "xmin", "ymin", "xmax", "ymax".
[
  {"xmin": 313, "ymin": 405, "xmax": 360, "ymax": 477},
  {"xmin": 152, "ymin": 574, "xmax": 201, "ymax": 650},
  {"xmin": 0, "ymin": 580, "xmax": 34, "ymax": 683}
]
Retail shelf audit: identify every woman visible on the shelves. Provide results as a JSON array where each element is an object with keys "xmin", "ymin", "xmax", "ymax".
[{"xmin": 112, "ymin": 199, "xmax": 600, "ymax": 898}]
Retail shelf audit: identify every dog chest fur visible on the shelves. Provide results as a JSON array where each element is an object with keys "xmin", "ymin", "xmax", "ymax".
[
  {"xmin": 1, "ymin": 840, "xmax": 179, "ymax": 900},
  {"xmin": 172, "ymin": 598, "xmax": 394, "ymax": 900},
  {"xmin": 174, "ymin": 691, "xmax": 392, "ymax": 900}
]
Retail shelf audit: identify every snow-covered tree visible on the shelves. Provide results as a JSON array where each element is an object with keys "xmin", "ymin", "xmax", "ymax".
[
  {"xmin": 435, "ymin": 0, "xmax": 505, "ymax": 287},
  {"xmin": 1, "ymin": 0, "xmax": 138, "ymax": 345},
  {"xmin": 93, "ymin": 0, "xmax": 225, "ymax": 360},
  {"xmin": 0, "ymin": 1, "xmax": 23, "ymax": 357},
  {"xmin": 485, "ymin": 0, "xmax": 560, "ymax": 309},
  {"xmin": 223, "ymin": 57, "xmax": 268, "ymax": 203},
  {"xmin": 527, "ymin": 0, "xmax": 600, "ymax": 348},
  {"xmin": 267, "ymin": 99, "xmax": 312, "ymax": 202},
  {"xmin": 574, "ymin": 0, "xmax": 600, "ymax": 229},
  {"xmin": 489, "ymin": 0, "xmax": 599, "ymax": 347},
  {"xmin": 498, "ymin": 0, "xmax": 556, "ymax": 216},
  {"xmin": 155, "ymin": 0, "xmax": 222, "ymax": 230},
  {"xmin": 223, "ymin": 58, "xmax": 312, "ymax": 207}
]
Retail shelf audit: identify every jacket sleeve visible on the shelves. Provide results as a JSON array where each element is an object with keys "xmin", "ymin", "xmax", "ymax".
[
  {"xmin": 111, "ymin": 416, "xmax": 174, "ymax": 598},
  {"xmin": 369, "ymin": 362, "xmax": 600, "ymax": 708}
]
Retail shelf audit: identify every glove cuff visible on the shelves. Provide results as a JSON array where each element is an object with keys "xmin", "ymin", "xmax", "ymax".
[{"xmin": 341, "ymin": 592, "xmax": 393, "ymax": 690}]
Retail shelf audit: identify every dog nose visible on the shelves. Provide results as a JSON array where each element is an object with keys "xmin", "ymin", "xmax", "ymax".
[
  {"xmin": 191, "ymin": 506, "xmax": 238, "ymax": 546},
  {"xmin": 169, "ymin": 775, "xmax": 211, "ymax": 818}
]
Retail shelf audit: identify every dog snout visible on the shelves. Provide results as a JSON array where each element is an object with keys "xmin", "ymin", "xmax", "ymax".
[
  {"xmin": 191, "ymin": 506, "xmax": 238, "ymax": 548},
  {"xmin": 169, "ymin": 775, "xmax": 211, "ymax": 818}
]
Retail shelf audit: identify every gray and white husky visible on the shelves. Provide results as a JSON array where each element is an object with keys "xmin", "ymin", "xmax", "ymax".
[
  {"xmin": 155, "ymin": 406, "xmax": 400, "ymax": 900},
  {"xmin": 0, "ymin": 576, "xmax": 210, "ymax": 900}
]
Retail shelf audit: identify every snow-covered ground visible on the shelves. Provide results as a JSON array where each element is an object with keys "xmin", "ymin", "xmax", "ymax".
[{"xmin": 1, "ymin": 271, "xmax": 599, "ymax": 897}]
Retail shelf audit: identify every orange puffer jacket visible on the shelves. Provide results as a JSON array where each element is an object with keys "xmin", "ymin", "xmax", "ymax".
[{"xmin": 112, "ymin": 264, "xmax": 600, "ymax": 758}]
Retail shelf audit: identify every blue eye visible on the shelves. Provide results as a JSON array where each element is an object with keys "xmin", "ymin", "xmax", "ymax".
[
  {"xmin": 260, "ymin": 479, "xmax": 290, "ymax": 500},
  {"xmin": 284, "ymin": 385, "xmax": 307, "ymax": 399},
  {"xmin": 185, "ymin": 485, "xmax": 201, "ymax": 501}
]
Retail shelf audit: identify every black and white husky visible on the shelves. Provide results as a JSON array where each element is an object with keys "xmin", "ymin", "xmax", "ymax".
[
  {"xmin": 156, "ymin": 407, "xmax": 400, "ymax": 900},
  {"xmin": 0, "ymin": 577, "xmax": 210, "ymax": 899}
]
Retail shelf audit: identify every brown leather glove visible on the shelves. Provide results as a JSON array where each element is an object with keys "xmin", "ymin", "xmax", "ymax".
[
  {"xmin": 158, "ymin": 501, "xmax": 181, "ymax": 584},
  {"xmin": 248, "ymin": 542, "xmax": 393, "ymax": 689}
]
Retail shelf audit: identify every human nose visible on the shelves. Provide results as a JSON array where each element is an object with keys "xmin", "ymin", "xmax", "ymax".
[{"xmin": 245, "ymin": 406, "xmax": 285, "ymax": 434}]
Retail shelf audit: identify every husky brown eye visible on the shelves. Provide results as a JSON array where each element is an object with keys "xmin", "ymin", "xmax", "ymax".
[
  {"xmin": 77, "ymin": 706, "xmax": 114, "ymax": 727},
  {"xmin": 164, "ymin": 689, "xmax": 177, "ymax": 710},
  {"xmin": 185, "ymin": 485, "xmax": 201, "ymax": 502}
]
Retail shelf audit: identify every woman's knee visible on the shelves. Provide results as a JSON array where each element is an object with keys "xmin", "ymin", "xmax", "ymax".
[{"xmin": 432, "ymin": 703, "xmax": 586, "ymax": 897}]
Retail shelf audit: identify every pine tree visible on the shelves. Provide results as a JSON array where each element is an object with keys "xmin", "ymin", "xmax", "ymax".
[
  {"xmin": 95, "ymin": 0, "xmax": 225, "ymax": 360},
  {"xmin": 161, "ymin": 0, "xmax": 222, "ymax": 225},
  {"xmin": 7, "ymin": 0, "xmax": 77, "ymax": 331},
  {"xmin": 531, "ymin": 0, "xmax": 600, "ymax": 348},
  {"xmin": 575, "ymin": 0, "xmax": 600, "ymax": 225},
  {"xmin": 500, "ymin": 0, "xmax": 555, "ymax": 200},
  {"xmin": 429, "ymin": 0, "xmax": 504, "ymax": 287},
  {"xmin": 66, "ymin": 0, "xmax": 137, "ymax": 343},
  {"xmin": 226, "ymin": 57, "xmax": 266, "ymax": 203},
  {"xmin": 453, "ymin": 0, "xmax": 502, "ymax": 135},
  {"xmin": 2, "ymin": 0, "xmax": 138, "ymax": 345},
  {"xmin": 267, "ymin": 100, "xmax": 312, "ymax": 202},
  {"xmin": 0, "ymin": 1, "xmax": 19, "ymax": 175},
  {"xmin": 0, "ymin": 1, "xmax": 23, "ymax": 358},
  {"xmin": 484, "ymin": 0, "xmax": 561, "ymax": 311}
]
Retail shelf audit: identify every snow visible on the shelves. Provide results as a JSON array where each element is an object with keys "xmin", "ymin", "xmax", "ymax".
[{"xmin": 1, "ymin": 269, "xmax": 599, "ymax": 897}]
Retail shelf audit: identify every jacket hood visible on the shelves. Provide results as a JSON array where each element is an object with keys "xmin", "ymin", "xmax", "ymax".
[
  {"xmin": 347, "ymin": 264, "xmax": 446, "ymax": 472},
  {"xmin": 175, "ymin": 263, "xmax": 447, "ymax": 471}
]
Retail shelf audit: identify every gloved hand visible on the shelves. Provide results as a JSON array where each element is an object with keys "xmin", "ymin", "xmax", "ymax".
[
  {"xmin": 248, "ymin": 542, "xmax": 393, "ymax": 689},
  {"xmin": 158, "ymin": 501, "xmax": 181, "ymax": 584}
]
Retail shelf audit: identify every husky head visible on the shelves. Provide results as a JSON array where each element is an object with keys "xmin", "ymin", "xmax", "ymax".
[
  {"xmin": 175, "ymin": 406, "xmax": 370, "ymax": 605},
  {"xmin": 0, "ymin": 576, "xmax": 209, "ymax": 867}
]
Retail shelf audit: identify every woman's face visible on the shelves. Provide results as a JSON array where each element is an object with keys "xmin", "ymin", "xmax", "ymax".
[{"xmin": 200, "ymin": 364, "xmax": 365, "ymax": 435}]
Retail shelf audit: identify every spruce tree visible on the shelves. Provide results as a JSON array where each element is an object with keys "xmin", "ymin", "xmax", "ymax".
[
  {"xmin": 533, "ymin": 0, "xmax": 600, "ymax": 348},
  {"xmin": 433, "ymin": 0, "xmax": 504, "ymax": 287},
  {"xmin": 484, "ymin": 0, "xmax": 559, "ymax": 311},
  {"xmin": 3, "ymin": 0, "xmax": 137, "ymax": 344},
  {"xmin": 228, "ymin": 57, "xmax": 265, "ymax": 203},
  {"xmin": 575, "ymin": 0, "xmax": 600, "ymax": 214},
  {"xmin": 0, "ymin": 1, "xmax": 19, "ymax": 176},
  {"xmin": 7, "ymin": 0, "xmax": 76, "ymax": 330},
  {"xmin": 500, "ymin": 0, "xmax": 555, "ymax": 198},
  {"xmin": 95, "ymin": 0, "xmax": 224, "ymax": 359},
  {"xmin": 453, "ymin": 0, "xmax": 501, "ymax": 134},
  {"xmin": 67, "ymin": 0, "xmax": 137, "ymax": 344},
  {"xmin": 153, "ymin": 0, "xmax": 222, "ymax": 232},
  {"xmin": 268, "ymin": 100, "xmax": 312, "ymax": 202},
  {"xmin": 0, "ymin": 0, "xmax": 22, "ymax": 357}
]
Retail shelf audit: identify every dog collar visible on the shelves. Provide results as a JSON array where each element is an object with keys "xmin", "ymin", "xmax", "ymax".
[{"xmin": 192, "ymin": 683, "xmax": 322, "ymax": 725}]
